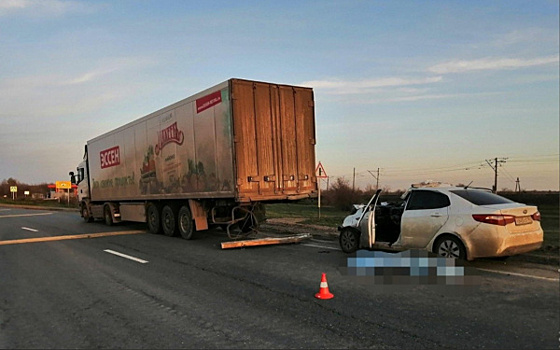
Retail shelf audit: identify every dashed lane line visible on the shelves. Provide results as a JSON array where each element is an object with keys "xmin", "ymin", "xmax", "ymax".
[
  {"xmin": 104, "ymin": 249, "xmax": 148, "ymax": 264},
  {"xmin": 302, "ymin": 243, "xmax": 340, "ymax": 251},
  {"xmin": 21, "ymin": 227, "xmax": 39, "ymax": 232},
  {"xmin": 477, "ymin": 268, "xmax": 559, "ymax": 282},
  {"xmin": 0, "ymin": 212, "xmax": 53, "ymax": 219},
  {"xmin": 0, "ymin": 230, "xmax": 146, "ymax": 246}
]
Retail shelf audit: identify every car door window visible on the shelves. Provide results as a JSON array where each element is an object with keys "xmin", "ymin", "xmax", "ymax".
[{"xmin": 406, "ymin": 191, "xmax": 450, "ymax": 210}]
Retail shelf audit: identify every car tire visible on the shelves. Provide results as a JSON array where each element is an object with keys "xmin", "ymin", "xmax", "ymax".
[
  {"xmin": 434, "ymin": 235, "xmax": 466, "ymax": 260},
  {"xmin": 339, "ymin": 228, "xmax": 360, "ymax": 253},
  {"xmin": 147, "ymin": 203, "xmax": 162, "ymax": 234},
  {"xmin": 161, "ymin": 205, "xmax": 177, "ymax": 237},
  {"xmin": 177, "ymin": 205, "xmax": 194, "ymax": 240}
]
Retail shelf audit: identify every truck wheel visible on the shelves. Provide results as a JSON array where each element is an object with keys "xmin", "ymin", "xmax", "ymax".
[
  {"xmin": 178, "ymin": 205, "xmax": 194, "ymax": 240},
  {"xmin": 104, "ymin": 205, "xmax": 113, "ymax": 226},
  {"xmin": 161, "ymin": 205, "xmax": 177, "ymax": 237},
  {"xmin": 82, "ymin": 205, "xmax": 93, "ymax": 223},
  {"xmin": 147, "ymin": 203, "xmax": 162, "ymax": 234},
  {"xmin": 339, "ymin": 228, "xmax": 360, "ymax": 253}
]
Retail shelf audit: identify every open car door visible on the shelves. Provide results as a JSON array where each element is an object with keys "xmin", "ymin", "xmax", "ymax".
[
  {"xmin": 367, "ymin": 205, "xmax": 376, "ymax": 248},
  {"xmin": 357, "ymin": 189, "xmax": 382, "ymax": 249}
]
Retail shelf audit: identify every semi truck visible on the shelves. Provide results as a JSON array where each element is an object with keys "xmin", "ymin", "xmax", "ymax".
[{"xmin": 70, "ymin": 78, "xmax": 318, "ymax": 239}]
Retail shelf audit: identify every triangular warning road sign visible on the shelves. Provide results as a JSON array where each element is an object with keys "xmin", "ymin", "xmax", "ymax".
[{"xmin": 315, "ymin": 162, "xmax": 327, "ymax": 178}]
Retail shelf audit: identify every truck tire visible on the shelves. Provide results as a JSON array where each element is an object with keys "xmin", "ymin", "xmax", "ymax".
[
  {"xmin": 82, "ymin": 204, "xmax": 93, "ymax": 223},
  {"xmin": 178, "ymin": 205, "xmax": 194, "ymax": 240},
  {"xmin": 147, "ymin": 203, "xmax": 162, "ymax": 234},
  {"xmin": 161, "ymin": 205, "xmax": 177, "ymax": 237},
  {"xmin": 104, "ymin": 205, "xmax": 113, "ymax": 226}
]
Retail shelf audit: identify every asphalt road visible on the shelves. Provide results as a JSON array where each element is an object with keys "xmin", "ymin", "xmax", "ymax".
[{"xmin": 0, "ymin": 207, "xmax": 558, "ymax": 349}]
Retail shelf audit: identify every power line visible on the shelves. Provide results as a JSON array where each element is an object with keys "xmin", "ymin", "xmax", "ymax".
[
  {"xmin": 325, "ymin": 156, "xmax": 557, "ymax": 185},
  {"xmin": 367, "ymin": 168, "xmax": 380, "ymax": 190}
]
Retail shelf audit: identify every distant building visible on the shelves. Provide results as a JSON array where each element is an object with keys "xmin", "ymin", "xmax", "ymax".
[{"xmin": 47, "ymin": 184, "xmax": 78, "ymax": 200}]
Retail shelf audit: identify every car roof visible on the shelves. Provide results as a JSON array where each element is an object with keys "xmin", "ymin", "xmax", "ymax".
[{"xmin": 409, "ymin": 181, "xmax": 492, "ymax": 192}]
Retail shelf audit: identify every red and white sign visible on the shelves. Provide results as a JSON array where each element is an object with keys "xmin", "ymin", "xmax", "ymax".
[
  {"xmin": 155, "ymin": 122, "xmax": 184, "ymax": 155},
  {"xmin": 316, "ymin": 162, "xmax": 328, "ymax": 178},
  {"xmin": 196, "ymin": 90, "xmax": 222, "ymax": 113},
  {"xmin": 100, "ymin": 146, "xmax": 121, "ymax": 169}
]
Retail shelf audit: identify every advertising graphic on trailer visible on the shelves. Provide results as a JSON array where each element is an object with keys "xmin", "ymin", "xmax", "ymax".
[{"xmin": 87, "ymin": 84, "xmax": 235, "ymax": 201}]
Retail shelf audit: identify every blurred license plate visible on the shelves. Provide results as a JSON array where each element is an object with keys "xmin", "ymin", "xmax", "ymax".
[{"xmin": 515, "ymin": 216, "xmax": 532, "ymax": 225}]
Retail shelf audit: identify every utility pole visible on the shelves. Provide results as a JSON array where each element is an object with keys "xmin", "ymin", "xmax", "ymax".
[
  {"xmin": 485, "ymin": 157, "xmax": 508, "ymax": 193},
  {"xmin": 367, "ymin": 168, "xmax": 380, "ymax": 190},
  {"xmin": 352, "ymin": 167, "xmax": 356, "ymax": 192}
]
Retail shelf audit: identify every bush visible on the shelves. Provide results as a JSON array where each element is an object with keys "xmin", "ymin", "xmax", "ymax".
[{"xmin": 322, "ymin": 177, "xmax": 362, "ymax": 212}]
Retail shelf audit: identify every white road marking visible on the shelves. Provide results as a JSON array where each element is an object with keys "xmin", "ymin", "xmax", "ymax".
[
  {"xmin": 477, "ymin": 268, "xmax": 559, "ymax": 282},
  {"xmin": 0, "ymin": 212, "xmax": 53, "ymax": 219},
  {"xmin": 104, "ymin": 249, "xmax": 148, "ymax": 264},
  {"xmin": 21, "ymin": 227, "xmax": 38, "ymax": 232},
  {"xmin": 302, "ymin": 243, "xmax": 340, "ymax": 251}
]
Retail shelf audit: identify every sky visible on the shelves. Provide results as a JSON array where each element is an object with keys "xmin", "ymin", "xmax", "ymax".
[{"xmin": 0, "ymin": 0, "xmax": 558, "ymax": 191}]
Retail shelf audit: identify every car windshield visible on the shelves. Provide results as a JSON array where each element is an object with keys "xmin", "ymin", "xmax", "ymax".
[{"xmin": 449, "ymin": 189, "xmax": 515, "ymax": 205}]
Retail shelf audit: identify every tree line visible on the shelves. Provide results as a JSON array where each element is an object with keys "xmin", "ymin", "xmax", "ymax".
[{"xmin": 0, "ymin": 178, "xmax": 51, "ymax": 198}]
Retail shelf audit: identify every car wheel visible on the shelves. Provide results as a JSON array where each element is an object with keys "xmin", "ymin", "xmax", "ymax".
[
  {"xmin": 147, "ymin": 203, "xmax": 161, "ymax": 234},
  {"xmin": 339, "ymin": 228, "xmax": 360, "ymax": 253},
  {"xmin": 82, "ymin": 205, "xmax": 93, "ymax": 223},
  {"xmin": 104, "ymin": 205, "xmax": 113, "ymax": 226},
  {"xmin": 177, "ymin": 205, "xmax": 194, "ymax": 240},
  {"xmin": 161, "ymin": 205, "xmax": 177, "ymax": 237},
  {"xmin": 434, "ymin": 235, "xmax": 466, "ymax": 260}
]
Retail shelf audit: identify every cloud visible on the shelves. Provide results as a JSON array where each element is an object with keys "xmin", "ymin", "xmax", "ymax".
[
  {"xmin": 334, "ymin": 93, "xmax": 464, "ymax": 105},
  {"xmin": 0, "ymin": 56, "xmax": 157, "ymax": 117},
  {"xmin": 428, "ymin": 55, "xmax": 559, "ymax": 74},
  {"xmin": 300, "ymin": 76, "xmax": 443, "ymax": 95},
  {"xmin": 0, "ymin": 0, "xmax": 28, "ymax": 9},
  {"xmin": 0, "ymin": 0, "xmax": 98, "ymax": 17}
]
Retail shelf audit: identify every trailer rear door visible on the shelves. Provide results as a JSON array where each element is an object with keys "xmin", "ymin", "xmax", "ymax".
[{"xmin": 231, "ymin": 79, "xmax": 317, "ymax": 202}]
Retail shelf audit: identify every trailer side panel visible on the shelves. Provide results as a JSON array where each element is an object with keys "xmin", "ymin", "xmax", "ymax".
[{"xmin": 88, "ymin": 81, "xmax": 236, "ymax": 202}]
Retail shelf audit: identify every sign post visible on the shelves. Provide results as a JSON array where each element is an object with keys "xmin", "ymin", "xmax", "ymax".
[
  {"xmin": 10, "ymin": 186, "xmax": 17, "ymax": 201},
  {"xmin": 315, "ymin": 162, "xmax": 328, "ymax": 218},
  {"xmin": 56, "ymin": 181, "xmax": 72, "ymax": 206}
]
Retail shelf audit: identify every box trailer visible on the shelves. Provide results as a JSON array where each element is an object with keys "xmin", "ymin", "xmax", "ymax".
[{"xmin": 70, "ymin": 78, "xmax": 318, "ymax": 239}]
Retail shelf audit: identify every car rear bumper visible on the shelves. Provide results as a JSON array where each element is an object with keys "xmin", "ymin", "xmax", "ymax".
[
  {"xmin": 467, "ymin": 228, "xmax": 544, "ymax": 259},
  {"xmin": 497, "ymin": 241, "xmax": 543, "ymax": 257}
]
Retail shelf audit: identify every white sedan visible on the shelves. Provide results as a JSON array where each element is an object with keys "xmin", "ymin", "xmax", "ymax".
[{"xmin": 338, "ymin": 183, "xmax": 544, "ymax": 260}]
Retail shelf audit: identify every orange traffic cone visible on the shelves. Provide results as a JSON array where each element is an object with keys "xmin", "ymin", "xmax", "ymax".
[{"xmin": 315, "ymin": 272, "xmax": 334, "ymax": 299}]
